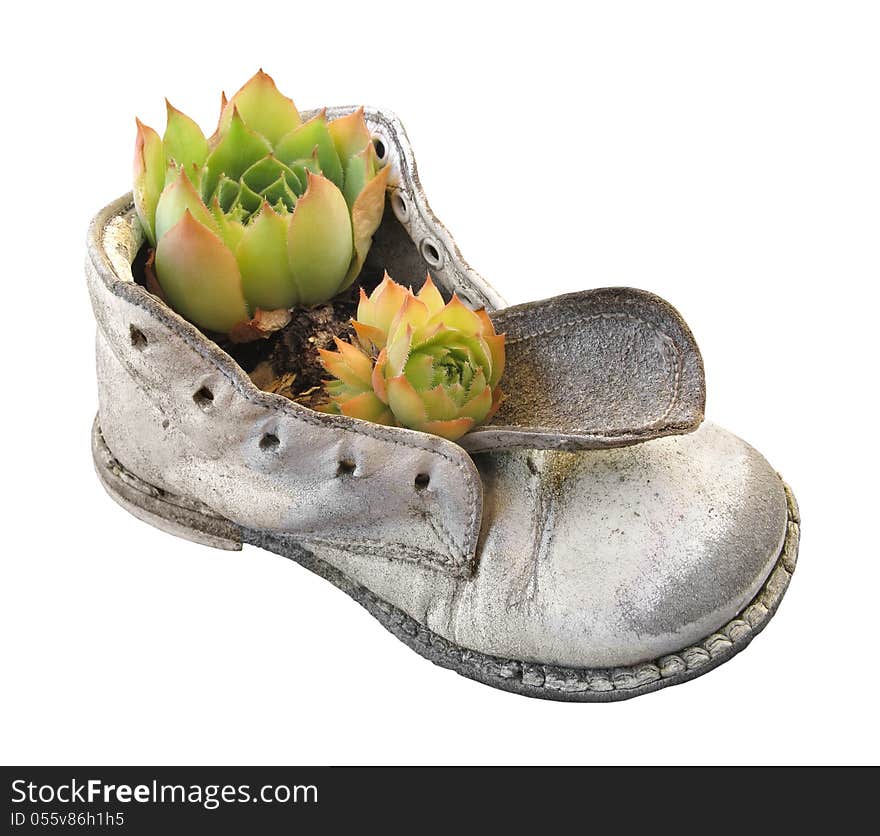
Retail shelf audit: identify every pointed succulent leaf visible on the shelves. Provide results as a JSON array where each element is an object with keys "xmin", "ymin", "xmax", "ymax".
[
  {"xmin": 459, "ymin": 382, "xmax": 493, "ymax": 422},
  {"xmin": 154, "ymin": 166, "xmax": 219, "ymax": 243},
  {"xmin": 387, "ymin": 293, "xmax": 431, "ymax": 348},
  {"xmin": 371, "ymin": 348, "xmax": 389, "ymax": 403},
  {"xmin": 235, "ymin": 203, "xmax": 297, "ymax": 310},
  {"xmin": 288, "ymin": 153, "xmax": 322, "ymax": 195},
  {"xmin": 154, "ymin": 210, "xmax": 249, "ymax": 334},
  {"xmin": 283, "ymin": 166, "xmax": 305, "ymax": 195},
  {"xmin": 333, "ymin": 337, "xmax": 374, "ymax": 386},
  {"xmin": 275, "ymin": 110, "xmax": 344, "ymax": 188},
  {"xmin": 261, "ymin": 175, "xmax": 298, "ymax": 212},
  {"xmin": 328, "ymin": 107, "xmax": 373, "ymax": 164},
  {"xmin": 358, "ymin": 273, "xmax": 409, "ymax": 333},
  {"xmin": 241, "ymin": 156, "xmax": 297, "ymax": 193},
  {"xmin": 446, "ymin": 382, "xmax": 467, "ymax": 408},
  {"xmin": 317, "ymin": 339, "xmax": 375, "ymax": 395},
  {"xmin": 474, "ymin": 307, "xmax": 495, "ymax": 334},
  {"xmin": 202, "ymin": 108, "xmax": 272, "ymax": 201},
  {"xmin": 352, "ymin": 318, "xmax": 387, "ymax": 353},
  {"xmin": 471, "ymin": 308, "xmax": 505, "ymax": 386},
  {"xmin": 386, "ymin": 324, "xmax": 413, "ymax": 378},
  {"xmin": 483, "ymin": 333, "xmax": 506, "ymax": 387},
  {"xmin": 465, "ymin": 367, "xmax": 487, "ymax": 400},
  {"xmin": 287, "ymin": 172, "xmax": 354, "ymax": 306},
  {"xmin": 319, "ymin": 352, "xmax": 357, "ymax": 388},
  {"xmin": 209, "ymin": 196, "xmax": 246, "ymax": 251},
  {"xmin": 163, "ymin": 100, "xmax": 208, "ymax": 184},
  {"xmin": 214, "ymin": 175, "xmax": 241, "ymax": 212},
  {"xmin": 344, "ymin": 164, "xmax": 390, "ymax": 287},
  {"xmin": 336, "ymin": 391, "xmax": 395, "ymax": 424},
  {"xmin": 208, "ymin": 91, "xmax": 229, "ymax": 147},
  {"xmin": 236, "ymin": 180, "xmax": 264, "ymax": 215},
  {"xmin": 162, "ymin": 158, "xmax": 184, "ymax": 188},
  {"xmin": 386, "ymin": 374, "xmax": 428, "ymax": 427},
  {"xmin": 420, "ymin": 384, "xmax": 461, "ymax": 421},
  {"xmin": 417, "ymin": 275, "xmax": 446, "ymax": 316},
  {"xmin": 403, "ymin": 353, "xmax": 435, "ymax": 390},
  {"xmin": 419, "ymin": 417, "xmax": 475, "ymax": 441},
  {"xmin": 221, "ymin": 69, "xmax": 301, "ymax": 144},
  {"xmin": 418, "ymin": 325, "xmax": 492, "ymax": 376},
  {"xmin": 133, "ymin": 119, "xmax": 166, "ymax": 245},
  {"xmin": 342, "ymin": 144, "xmax": 377, "ymax": 208},
  {"xmin": 428, "ymin": 293, "xmax": 485, "ymax": 335}
]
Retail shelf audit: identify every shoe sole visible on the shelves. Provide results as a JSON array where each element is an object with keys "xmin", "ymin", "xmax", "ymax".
[{"xmin": 93, "ymin": 416, "xmax": 799, "ymax": 702}]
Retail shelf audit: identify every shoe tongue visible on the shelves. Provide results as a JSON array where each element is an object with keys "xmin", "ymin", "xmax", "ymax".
[{"xmin": 460, "ymin": 287, "xmax": 705, "ymax": 453}]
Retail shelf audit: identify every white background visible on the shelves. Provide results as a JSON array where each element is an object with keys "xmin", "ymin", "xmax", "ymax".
[{"xmin": 1, "ymin": 1, "xmax": 878, "ymax": 765}]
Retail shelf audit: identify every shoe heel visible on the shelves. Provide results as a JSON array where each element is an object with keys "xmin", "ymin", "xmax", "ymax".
[{"xmin": 91, "ymin": 415, "xmax": 242, "ymax": 551}]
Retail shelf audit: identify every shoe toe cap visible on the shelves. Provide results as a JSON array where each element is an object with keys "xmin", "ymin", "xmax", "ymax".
[{"xmin": 455, "ymin": 422, "xmax": 789, "ymax": 668}]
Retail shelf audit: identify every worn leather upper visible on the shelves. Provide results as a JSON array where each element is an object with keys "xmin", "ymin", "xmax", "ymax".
[
  {"xmin": 89, "ymin": 193, "xmax": 706, "ymax": 571},
  {"xmin": 87, "ymin": 109, "xmax": 787, "ymax": 669},
  {"xmin": 311, "ymin": 423, "xmax": 788, "ymax": 667}
]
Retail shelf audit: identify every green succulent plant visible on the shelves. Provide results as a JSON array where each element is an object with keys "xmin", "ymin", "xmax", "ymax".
[
  {"xmin": 319, "ymin": 273, "xmax": 505, "ymax": 441},
  {"xmin": 133, "ymin": 70, "xmax": 389, "ymax": 339}
]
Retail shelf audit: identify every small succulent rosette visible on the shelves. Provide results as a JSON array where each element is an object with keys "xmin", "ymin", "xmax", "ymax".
[
  {"xmin": 133, "ymin": 71, "xmax": 389, "ymax": 339},
  {"xmin": 319, "ymin": 274, "xmax": 505, "ymax": 441}
]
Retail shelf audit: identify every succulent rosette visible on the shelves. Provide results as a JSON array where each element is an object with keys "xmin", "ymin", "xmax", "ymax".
[
  {"xmin": 133, "ymin": 70, "xmax": 389, "ymax": 338},
  {"xmin": 319, "ymin": 274, "xmax": 505, "ymax": 440}
]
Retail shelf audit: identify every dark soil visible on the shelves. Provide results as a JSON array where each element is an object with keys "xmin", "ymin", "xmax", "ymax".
[{"xmin": 133, "ymin": 246, "xmax": 386, "ymax": 410}]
